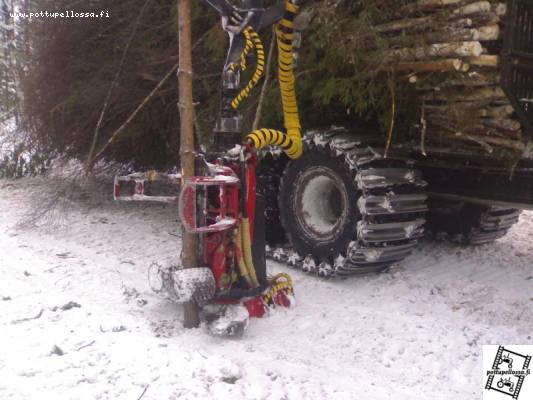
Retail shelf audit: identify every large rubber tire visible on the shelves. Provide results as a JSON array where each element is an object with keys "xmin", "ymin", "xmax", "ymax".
[
  {"xmin": 278, "ymin": 148, "xmax": 360, "ymax": 260},
  {"xmin": 276, "ymin": 128, "xmax": 428, "ymax": 276},
  {"xmin": 426, "ymin": 199, "xmax": 521, "ymax": 245}
]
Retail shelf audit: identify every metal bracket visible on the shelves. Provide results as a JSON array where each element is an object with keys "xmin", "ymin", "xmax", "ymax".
[{"xmin": 114, "ymin": 171, "xmax": 182, "ymax": 203}]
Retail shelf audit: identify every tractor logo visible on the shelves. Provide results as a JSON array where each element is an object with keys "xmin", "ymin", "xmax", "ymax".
[{"xmin": 484, "ymin": 346, "xmax": 532, "ymax": 399}]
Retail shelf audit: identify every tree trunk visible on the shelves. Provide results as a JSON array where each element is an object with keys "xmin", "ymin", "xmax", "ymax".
[
  {"xmin": 177, "ymin": 0, "xmax": 200, "ymax": 329},
  {"xmin": 390, "ymin": 24, "xmax": 499, "ymax": 46},
  {"xmin": 434, "ymin": 130, "xmax": 525, "ymax": 152},
  {"xmin": 425, "ymin": 104, "xmax": 512, "ymax": 118},
  {"xmin": 467, "ymin": 55, "xmax": 499, "ymax": 67},
  {"xmin": 389, "ymin": 41, "xmax": 483, "ymax": 61},
  {"xmin": 397, "ymin": 0, "xmax": 463, "ymax": 16},
  {"xmin": 421, "ymin": 86, "xmax": 506, "ymax": 101}
]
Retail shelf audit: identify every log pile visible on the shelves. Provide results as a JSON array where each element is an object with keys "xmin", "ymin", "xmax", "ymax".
[{"xmin": 376, "ymin": 0, "xmax": 525, "ymax": 154}]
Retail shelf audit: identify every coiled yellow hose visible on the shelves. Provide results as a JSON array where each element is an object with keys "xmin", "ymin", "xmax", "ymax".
[
  {"xmin": 234, "ymin": 227, "xmax": 256, "ymax": 288},
  {"xmin": 229, "ymin": 3, "xmax": 303, "ymax": 293},
  {"xmin": 230, "ymin": 28, "xmax": 254, "ymax": 72},
  {"xmin": 262, "ymin": 273, "xmax": 294, "ymax": 305},
  {"xmin": 228, "ymin": 1, "xmax": 303, "ymax": 159},
  {"xmin": 239, "ymin": 32, "xmax": 254, "ymax": 71},
  {"xmin": 246, "ymin": 128, "xmax": 299, "ymax": 158},
  {"xmin": 272, "ymin": 1, "xmax": 302, "ymax": 159},
  {"xmin": 231, "ymin": 27, "xmax": 265, "ymax": 109}
]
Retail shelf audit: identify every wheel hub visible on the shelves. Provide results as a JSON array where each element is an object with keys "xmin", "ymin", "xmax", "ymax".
[{"xmin": 295, "ymin": 167, "xmax": 349, "ymax": 241}]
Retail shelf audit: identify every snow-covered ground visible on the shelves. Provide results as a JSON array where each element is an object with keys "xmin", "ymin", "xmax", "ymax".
[{"xmin": 0, "ymin": 176, "xmax": 532, "ymax": 400}]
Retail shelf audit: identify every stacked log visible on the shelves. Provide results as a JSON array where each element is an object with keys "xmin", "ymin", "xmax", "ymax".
[{"xmin": 375, "ymin": 0, "xmax": 525, "ymax": 153}]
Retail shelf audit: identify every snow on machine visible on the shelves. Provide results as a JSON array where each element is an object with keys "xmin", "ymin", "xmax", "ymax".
[{"xmin": 114, "ymin": 0, "xmax": 533, "ymax": 332}]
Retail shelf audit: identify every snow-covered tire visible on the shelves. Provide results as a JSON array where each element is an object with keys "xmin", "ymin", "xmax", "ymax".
[
  {"xmin": 278, "ymin": 145, "xmax": 360, "ymax": 260},
  {"xmin": 276, "ymin": 128, "xmax": 428, "ymax": 276},
  {"xmin": 426, "ymin": 200, "xmax": 521, "ymax": 245}
]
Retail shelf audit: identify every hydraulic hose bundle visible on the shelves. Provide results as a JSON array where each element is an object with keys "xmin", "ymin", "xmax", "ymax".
[
  {"xmin": 231, "ymin": 27, "xmax": 265, "ymax": 110},
  {"xmin": 231, "ymin": 1, "xmax": 303, "ymax": 160},
  {"xmin": 228, "ymin": 1, "xmax": 301, "ymax": 299}
]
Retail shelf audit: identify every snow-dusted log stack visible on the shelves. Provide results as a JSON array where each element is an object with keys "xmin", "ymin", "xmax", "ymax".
[{"xmin": 378, "ymin": 0, "xmax": 524, "ymax": 153}]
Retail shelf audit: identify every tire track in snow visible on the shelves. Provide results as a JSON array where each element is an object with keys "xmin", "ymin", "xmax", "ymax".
[{"xmin": 0, "ymin": 177, "xmax": 532, "ymax": 399}]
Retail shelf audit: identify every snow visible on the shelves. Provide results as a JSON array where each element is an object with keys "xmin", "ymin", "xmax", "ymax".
[
  {"xmin": 1, "ymin": 176, "xmax": 532, "ymax": 399},
  {"xmin": 0, "ymin": 118, "xmax": 18, "ymax": 159},
  {"xmin": 286, "ymin": 250, "xmax": 302, "ymax": 266}
]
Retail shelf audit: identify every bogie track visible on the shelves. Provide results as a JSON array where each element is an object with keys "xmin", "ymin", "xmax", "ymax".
[
  {"xmin": 425, "ymin": 200, "xmax": 521, "ymax": 245},
  {"xmin": 259, "ymin": 127, "xmax": 428, "ymax": 277}
]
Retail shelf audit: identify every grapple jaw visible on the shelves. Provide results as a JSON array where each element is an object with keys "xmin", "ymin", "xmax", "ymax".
[
  {"xmin": 149, "ymin": 263, "xmax": 217, "ymax": 304},
  {"xmin": 178, "ymin": 174, "xmax": 240, "ymax": 234},
  {"xmin": 114, "ymin": 171, "xmax": 181, "ymax": 203}
]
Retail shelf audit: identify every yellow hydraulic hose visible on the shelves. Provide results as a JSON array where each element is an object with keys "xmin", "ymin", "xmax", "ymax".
[
  {"xmin": 230, "ymin": 28, "xmax": 254, "ymax": 72},
  {"xmin": 239, "ymin": 218, "xmax": 260, "ymax": 288},
  {"xmin": 234, "ymin": 227, "xmax": 255, "ymax": 288},
  {"xmin": 246, "ymin": 127, "xmax": 299, "ymax": 158},
  {"xmin": 230, "ymin": 3, "xmax": 303, "ymax": 292},
  {"xmin": 275, "ymin": 1, "xmax": 302, "ymax": 158},
  {"xmin": 239, "ymin": 31, "xmax": 254, "ymax": 70},
  {"xmin": 262, "ymin": 273, "xmax": 294, "ymax": 305},
  {"xmin": 245, "ymin": 1, "xmax": 303, "ymax": 159},
  {"xmin": 231, "ymin": 27, "xmax": 265, "ymax": 109}
]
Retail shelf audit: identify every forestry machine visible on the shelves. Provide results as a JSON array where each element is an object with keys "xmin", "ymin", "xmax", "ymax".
[
  {"xmin": 116, "ymin": 0, "xmax": 303, "ymax": 335},
  {"xmin": 114, "ymin": 0, "xmax": 533, "ymax": 333}
]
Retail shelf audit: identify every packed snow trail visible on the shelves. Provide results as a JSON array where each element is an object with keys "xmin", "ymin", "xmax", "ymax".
[{"xmin": 0, "ymin": 177, "xmax": 532, "ymax": 400}]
